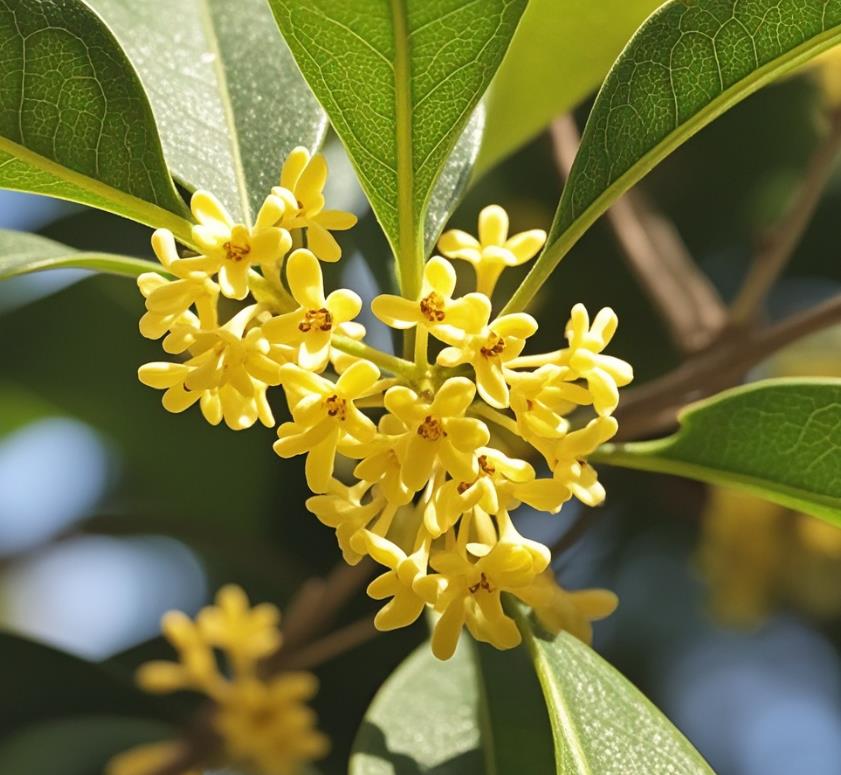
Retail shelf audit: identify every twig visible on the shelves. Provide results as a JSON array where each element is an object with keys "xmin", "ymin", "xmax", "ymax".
[
  {"xmin": 551, "ymin": 114, "xmax": 727, "ymax": 354},
  {"xmin": 728, "ymin": 109, "xmax": 841, "ymax": 326},
  {"xmin": 614, "ymin": 293, "xmax": 841, "ymax": 439},
  {"xmin": 278, "ymin": 615, "xmax": 379, "ymax": 671}
]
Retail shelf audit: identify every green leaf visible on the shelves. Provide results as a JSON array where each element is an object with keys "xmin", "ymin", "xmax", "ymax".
[
  {"xmin": 86, "ymin": 0, "xmax": 327, "ymax": 224},
  {"xmin": 472, "ymin": 639, "xmax": 555, "ymax": 775},
  {"xmin": 504, "ymin": 0, "xmax": 841, "ymax": 313},
  {"xmin": 514, "ymin": 608, "xmax": 713, "ymax": 774},
  {"xmin": 0, "ymin": 0, "xmax": 192, "ymax": 242},
  {"xmin": 350, "ymin": 640, "xmax": 484, "ymax": 774},
  {"xmin": 0, "ymin": 229, "xmax": 159, "ymax": 280},
  {"xmin": 0, "ymin": 716, "xmax": 172, "ymax": 775},
  {"xmin": 475, "ymin": 0, "xmax": 663, "ymax": 177},
  {"xmin": 592, "ymin": 379, "xmax": 841, "ymax": 524},
  {"xmin": 0, "ymin": 632, "xmax": 171, "ymax": 731},
  {"xmin": 267, "ymin": 0, "xmax": 527, "ymax": 298},
  {"xmin": 425, "ymin": 105, "xmax": 485, "ymax": 254}
]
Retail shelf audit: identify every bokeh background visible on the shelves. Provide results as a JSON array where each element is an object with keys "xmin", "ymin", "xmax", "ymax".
[{"xmin": 2, "ymin": 62, "xmax": 841, "ymax": 774}]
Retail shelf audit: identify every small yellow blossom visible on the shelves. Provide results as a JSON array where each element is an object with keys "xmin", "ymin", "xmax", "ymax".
[
  {"xmin": 548, "ymin": 416, "xmax": 619, "ymax": 507},
  {"xmin": 438, "ymin": 204, "xmax": 546, "ymax": 296},
  {"xmin": 274, "ymin": 360, "xmax": 380, "ymax": 493},
  {"xmin": 115, "ymin": 585, "xmax": 328, "ymax": 775},
  {"xmin": 371, "ymin": 255, "xmax": 489, "ymax": 332},
  {"xmin": 138, "ymin": 229, "xmax": 219, "ymax": 341},
  {"xmin": 106, "ymin": 741, "xmax": 199, "ymax": 775},
  {"xmin": 191, "ymin": 190, "xmax": 291, "ymax": 300},
  {"xmin": 262, "ymin": 248, "xmax": 362, "ymax": 372},
  {"xmin": 272, "ymin": 146, "xmax": 357, "ymax": 262},
  {"xmin": 383, "ymin": 377, "xmax": 490, "ymax": 491},
  {"xmin": 138, "ymin": 305, "xmax": 290, "ymax": 430},
  {"xmin": 436, "ymin": 311, "xmax": 538, "ymax": 408}
]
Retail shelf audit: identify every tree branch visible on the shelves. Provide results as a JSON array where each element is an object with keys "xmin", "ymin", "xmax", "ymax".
[
  {"xmin": 728, "ymin": 108, "xmax": 841, "ymax": 326},
  {"xmin": 615, "ymin": 293, "xmax": 841, "ymax": 439},
  {"xmin": 551, "ymin": 114, "xmax": 727, "ymax": 354}
]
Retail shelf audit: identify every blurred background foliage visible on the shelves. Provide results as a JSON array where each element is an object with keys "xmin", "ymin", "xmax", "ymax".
[{"xmin": 2, "ymin": 59, "xmax": 841, "ymax": 775}]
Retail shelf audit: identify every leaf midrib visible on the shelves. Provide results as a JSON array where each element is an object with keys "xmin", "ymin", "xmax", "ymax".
[
  {"xmin": 516, "ymin": 610, "xmax": 591, "ymax": 775},
  {"xmin": 390, "ymin": 0, "xmax": 421, "ymax": 298},
  {"xmin": 0, "ymin": 135, "xmax": 195, "ymax": 245},
  {"xmin": 196, "ymin": 0, "xmax": 251, "ymax": 223},
  {"xmin": 501, "ymin": 20, "xmax": 841, "ymax": 315}
]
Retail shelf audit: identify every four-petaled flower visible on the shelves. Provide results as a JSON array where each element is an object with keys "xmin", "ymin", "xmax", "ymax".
[{"xmin": 438, "ymin": 204, "xmax": 546, "ymax": 296}]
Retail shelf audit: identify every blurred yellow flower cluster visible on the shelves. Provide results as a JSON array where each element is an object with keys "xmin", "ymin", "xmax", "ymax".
[
  {"xmin": 107, "ymin": 585, "xmax": 328, "ymax": 775},
  {"xmin": 699, "ymin": 488, "xmax": 841, "ymax": 626},
  {"xmin": 137, "ymin": 152, "xmax": 630, "ymax": 660}
]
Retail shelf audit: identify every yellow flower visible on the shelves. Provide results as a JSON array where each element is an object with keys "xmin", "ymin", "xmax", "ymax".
[
  {"xmin": 351, "ymin": 414, "xmax": 416, "ymax": 506},
  {"xmin": 274, "ymin": 360, "xmax": 380, "ymax": 493},
  {"xmin": 371, "ymin": 255, "xmax": 489, "ymax": 332},
  {"xmin": 560, "ymin": 304, "xmax": 633, "ymax": 416},
  {"xmin": 548, "ymin": 416, "xmax": 618, "ymax": 507},
  {"xmin": 138, "ymin": 229, "xmax": 219, "ymax": 341},
  {"xmin": 383, "ymin": 377, "xmax": 490, "ymax": 492},
  {"xmin": 438, "ymin": 205, "xmax": 546, "ymax": 296},
  {"xmin": 120, "ymin": 585, "xmax": 328, "ymax": 775},
  {"xmin": 191, "ymin": 190, "xmax": 291, "ymax": 300},
  {"xmin": 360, "ymin": 531, "xmax": 430, "ymax": 631},
  {"xmin": 262, "ymin": 248, "xmax": 362, "ymax": 373},
  {"xmin": 306, "ymin": 479, "xmax": 395, "ymax": 564},
  {"xmin": 273, "ymin": 146, "xmax": 357, "ymax": 262},
  {"xmin": 520, "ymin": 574, "xmax": 619, "ymax": 644},
  {"xmin": 138, "ymin": 305, "xmax": 291, "ymax": 430},
  {"xmin": 436, "ymin": 311, "xmax": 538, "ymax": 408},
  {"xmin": 417, "ymin": 512, "xmax": 550, "ymax": 660},
  {"xmin": 508, "ymin": 364, "xmax": 593, "ymax": 441},
  {"xmin": 216, "ymin": 673, "xmax": 330, "ymax": 775},
  {"xmin": 196, "ymin": 584, "xmax": 281, "ymax": 674},
  {"xmin": 106, "ymin": 741, "xmax": 199, "ymax": 775}
]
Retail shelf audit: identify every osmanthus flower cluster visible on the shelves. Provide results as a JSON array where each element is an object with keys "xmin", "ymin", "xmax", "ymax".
[
  {"xmin": 137, "ymin": 148, "xmax": 631, "ymax": 661},
  {"xmin": 107, "ymin": 585, "xmax": 328, "ymax": 775}
]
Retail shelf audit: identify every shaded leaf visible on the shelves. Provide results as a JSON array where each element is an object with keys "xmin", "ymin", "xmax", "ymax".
[
  {"xmin": 86, "ymin": 0, "xmax": 327, "ymax": 223},
  {"xmin": 268, "ymin": 0, "xmax": 527, "ymax": 297},
  {"xmin": 0, "ymin": 716, "xmax": 172, "ymax": 775},
  {"xmin": 0, "ymin": 0, "xmax": 192, "ymax": 241},
  {"xmin": 476, "ymin": 0, "xmax": 663, "ymax": 176},
  {"xmin": 514, "ymin": 607, "xmax": 713, "ymax": 774},
  {"xmin": 0, "ymin": 632, "xmax": 171, "ymax": 731},
  {"xmin": 504, "ymin": 0, "xmax": 841, "ymax": 312},
  {"xmin": 592, "ymin": 379, "xmax": 841, "ymax": 524},
  {"xmin": 0, "ymin": 229, "xmax": 158, "ymax": 280}
]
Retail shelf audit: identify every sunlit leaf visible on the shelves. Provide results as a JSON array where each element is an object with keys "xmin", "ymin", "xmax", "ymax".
[
  {"xmin": 476, "ymin": 0, "xmax": 663, "ymax": 176},
  {"xmin": 593, "ymin": 379, "xmax": 841, "ymax": 524},
  {"xmin": 514, "ymin": 607, "xmax": 713, "ymax": 774},
  {"xmin": 86, "ymin": 0, "xmax": 327, "ymax": 223},
  {"xmin": 0, "ymin": 230, "xmax": 158, "ymax": 280},
  {"xmin": 0, "ymin": 0, "xmax": 192, "ymax": 242},
  {"xmin": 504, "ymin": 0, "xmax": 841, "ymax": 313},
  {"xmin": 267, "ymin": 0, "xmax": 526, "ymax": 297}
]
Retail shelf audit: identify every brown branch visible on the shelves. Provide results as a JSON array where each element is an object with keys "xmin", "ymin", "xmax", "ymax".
[
  {"xmin": 615, "ymin": 293, "xmax": 841, "ymax": 440},
  {"xmin": 277, "ymin": 615, "xmax": 379, "ymax": 671},
  {"xmin": 728, "ymin": 109, "xmax": 841, "ymax": 327},
  {"xmin": 551, "ymin": 114, "xmax": 727, "ymax": 354}
]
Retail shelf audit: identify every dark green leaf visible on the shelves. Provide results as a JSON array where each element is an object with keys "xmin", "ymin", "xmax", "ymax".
[
  {"xmin": 514, "ymin": 607, "xmax": 713, "ymax": 774},
  {"xmin": 0, "ymin": 0, "xmax": 192, "ymax": 241},
  {"xmin": 86, "ymin": 0, "xmax": 327, "ymax": 223},
  {"xmin": 267, "ymin": 0, "xmax": 527, "ymax": 297},
  {"xmin": 504, "ymin": 0, "xmax": 841, "ymax": 313},
  {"xmin": 0, "ymin": 632, "xmax": 170, "ymax": 731},
  {"xmin": 0, "ymin": 716, "xmax": 172, "ymax": 775},
  {"xmin": 472, "ymin": 639, "xmax": 555, "ymax": 775},
  {"xmin": 350, "ymin": 640, "xmax": 484, "ymax": 774},
  {"xmin": 592, "ymin": 379, "xmax": 841, "ymax": 524},
  {"xmin": 476, "ymin": 0, "xmax": 663, "ymax": 176},
  {"xmin": 0, "ymin": 229, "xmax": 159, "ymax": 280}
]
